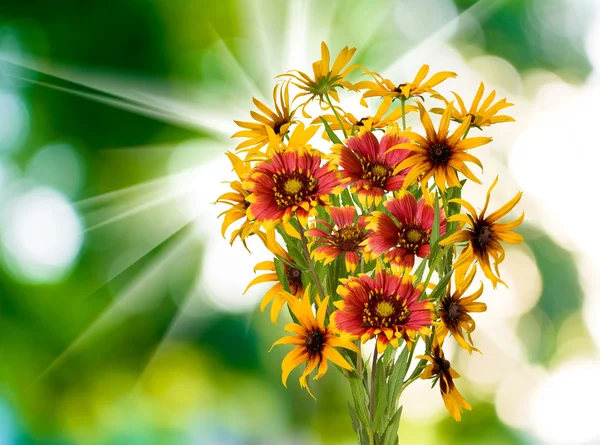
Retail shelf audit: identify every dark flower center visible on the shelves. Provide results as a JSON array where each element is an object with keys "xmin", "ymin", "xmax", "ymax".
[
  {"xmin": 332, "ymin": 226, "xmax": 367, "ymax": 252},
  {"xmin": 273, "ymin": 171, "xmax": 317, "ymax": 210},
  {"xmin": 429, "ymin": 143, "xmax": 451, "ymax": 164},
  {"xmin": 466, "ymin": 113, "xmax": 476, "ymax": 125},
  {"xmin": 398, "ymin": 225, "xmax": 428, "ymax": 253},
  {"xmin": 356, "ymin": 117, "xmax": 369, "ymax": 127},
  {"xmin": 474, "ymin": 225, "xmax": 493, "ymax": 248},
  {"xmin": 273, "ymin": 120, "xmax": 287, "ymax": 135},
  {"xmin": 448, "ymin": 302, "xmax": 461, "ymax": 320},
  {"xmin": 394, "ymin": 83, "xmax": 408, "ymax": 97},
  {"xmin": 362, "ymin": 161, "xmax": 392, "ymax": 188},
  {"xmin": 436, "ymin": 357, "xmax": 451, "ymax": 373},
  {"xmin": 243, "ymin": 198, "xmax": 251, "ymax": 209},
  {"xmin": 286, "ymin": 267, "xmax": 303, "ymax": 288},
  {"xmin": 362, "ymin": 288, "xmax": 409, "ymax": 328},
  {"xmin": 305, "ymin": 331, "xmax": 324, "ymax": 354}
]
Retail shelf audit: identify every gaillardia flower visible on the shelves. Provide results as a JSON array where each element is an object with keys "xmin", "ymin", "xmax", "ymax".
[
  {"xmin": 439, "ymin": 177, "xmax": 524, "ymax": 288},
  {"xmin": 335, "ymin": 124, "xmax": 413, "ymax": 207},
  {"xmin": 391, "ymin": 102, "xmax": 492, "ymax": 192},
  {"xmin": 272, "ymin": 291, "xmax": 358, "ymax": 397},
  {"xmin": 232, "ymin": 83, "xmax": 295, "ymax": 153},
  {"xmin": 356, "ymin": 64, "xmax": 456, "ymax": 101},
  {"xmin": 431, "ymin": 82, "xmax": 515, "ymax": 128},
  {"xmin": 437, "ymin": 266, "xmax": 486, "ymax": 354},
  {"xmin": 306, "ymin": 206, "xmax": 369, "ymax": 272},
  {"xmin": 245, "ymin": 148, "xmax": 342, "ymax": 228},
  {"xmin": 332, "ymin": 265, "xmax": 434, "ymax": 353},
  {"xmin": 280, "ymin": 42, "xmax": 359, "ymax": 117},
  {"xmin": 417, "ymin": 339, "xmax": 471, "ymax": 421},
  {"xmin": 365, "ymin": 191, "xmax": 446, "ymax": 268}
]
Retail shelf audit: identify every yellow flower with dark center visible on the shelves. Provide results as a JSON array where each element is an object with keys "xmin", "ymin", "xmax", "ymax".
[
  {"xmin": 439, "ymin": 177, "xmax": 524, "ymax": 288},
  {"xmin": 232, "ymin": 83, "xmax": 295, "ymax": 153},
  {"xmin": 356, "ymin": 64, "xmax": 456, "ymax": 101},
  {"xmin": 417, "ymin": 339, "xmax": 471, "ymax": 421},
  {"xmin": 279, "ymin": 42, "xmax": 359, "ymax": 118},
  {"xmin": 430, "ymin": 82, "xmax": 515, "ymax": 128},
  {"xmin": 271, "ymin": 289, "xmax": 358, "ymax": 397},
  {"xmin": 390, "ymin": 102, "xmax": 492, "ymax": 192},
  {"xmin": 437, "ymin": 266, "xmax": 486, "ymax": 354}
]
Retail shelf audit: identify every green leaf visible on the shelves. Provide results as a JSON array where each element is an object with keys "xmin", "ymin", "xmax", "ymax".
[
  {"xmin": 414, "ymin": 258, "xmax": 427, "ymax": 283},
  {"xmin": 381, "ymin": 406, "xmax": 403, "ymax": 445},
  {"xmin": 341, "ymin": 188, "xmax": 354, "ymax": 207},
  {"xmin": 429, "ymin": 192, "xmax": 441, "ymax": 268},
  {"xmin": 429, "ymin": 268, "xmax": 453, "ymax": 302},
  {"xmin": 373, "ymin": 359, "xmax": 388, "ymax": 433},
  {"xmin": 273, "ymin": 257, "xmax": 291, "ymax": 293},
  {"xmin": 348, "ymin": 403, "xmax": 371, "ymax": 445},
  {"xmin": 320, "ymin": 116, "xmax": 343, "ymax": 144},
  {"xmin": 387, "ymin": 345, "xmax": 410, "ymax": 414},
  {"xmin": 349, "ymin": 373, "xmax": 372, "ymax": 430}
]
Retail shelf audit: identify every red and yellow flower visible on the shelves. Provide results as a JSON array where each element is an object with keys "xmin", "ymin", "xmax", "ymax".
[
  {"xmin": 272, "ymin": 290, "xmax": 358, "ymax": 397},
  {"xmin": 439, "ymin": 177, "xmax": 524, "ymax": 288},
  {"xmin": 417, "ymin": 338, "xmax": 471, "ymax": 421},
  {"xmin": 332, "ymin": 265, "xmax": 434, "ymax": 353},
  {"xmin": 306, "ymin": 206, "xmax": 369, "ymax": 273},
  {"xmin": 391, "ymin": 102, "xmax": 492, "ymax": 192},
  {"xmin": 365, "ymin": 191, "xmax": 446, "ymax": 268},
  {"xmin": 244, "ymin": 147, "xmax": 343, "ymax": 228},
  {"xmin": 335, "ymin": 124, "xmax": 413, "ymax": 207},
  {"xmin": 437, "ymin": 266, "xmax": 486, "ymax": 354}
]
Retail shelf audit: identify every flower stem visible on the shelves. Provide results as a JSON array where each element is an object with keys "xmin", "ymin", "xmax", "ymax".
[
  {"xmin": 370, "ymin": 342, "xmax": 378, "ymax": 422},
  {"xmin": 297, "ymin": 221, "xmax": 327, "ymax": 302},
  {"xmin": 325, "ymin": 93, "xmax": 348, "ymax": 139},
  {"xmin": 401, "ymin": 98, "xmax": 407, "ymax": 131}
]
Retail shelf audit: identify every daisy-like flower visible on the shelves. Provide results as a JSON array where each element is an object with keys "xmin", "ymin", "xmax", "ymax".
[
  {"xmin": 335, "ymin": 124, "xmax": 413, "ymax": 207},
  {"xmin": 272, "ymin": 290, "xmax": 358, "ymax": 397},
  {"xmin": 279, "ymin": 42, "xmax": 359, "ymax": 117},
  {"xmin": 365, "ymin": 191, "xmax": 446, "ymax": 268},
  {"xmin": 244, "ymin": 239, "xmax": 305, "ymax": 323},
  {"xmin": 331, "ymin": 264, "xmax": 434, "ymax": 353},
  {"xmin": 215, "ymin": 152, "xmax": 261, "ymax": 250},
  {"xmin": 315, "ymin": 97, "xmax": 417, "ymax": 140},
  {"xmin": 356, "ymin": 64, "xmax": 456, "ymax": 101},
  {"xmin": 232, "ymin": 83, "xmax": 295, "ymax": 153},
  {"xmin": 306, "ymin": 206, "xmax": 369, "ymax": 273},
  {"xmin": 437, "ymin": 266, "xmax": 486, "ymax": 354},
  {"xmin": 391, "ymin": 102, "xmax": 492, "ymax": 192},
  {"xmin": 431, "ymin": 82, "xmax": 515, "ymax": 128},
  {"xmin": 417, "ymin": 339, "xmax": 471, "ymax": 421},
  {"xmin": 439, "ymin": 177, "xmax": 524, "ymax": 288},
  {"xmin": 244, "ymin": 148, "xmax": 342, "ymax": 228}
]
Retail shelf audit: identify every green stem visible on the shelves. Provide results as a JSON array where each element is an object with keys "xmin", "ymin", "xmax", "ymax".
[
  {"xmin": 401, "ymin": 98, "xmax": 407, "ymax": 131},
  {"xmin": 297, "ymin": 221, "xmax": 327, "ymax": 302},
  {"xmin": 325, "ymin": 93, "xmax": 348, "ymax": 139},
  {"xmin": 370, "ymin": 343, "xmax": 378, "ymax": 422}
]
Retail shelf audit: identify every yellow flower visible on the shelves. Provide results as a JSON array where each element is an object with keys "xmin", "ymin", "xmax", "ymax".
[
  {"xmin": 417, "ymin": 338, "xmax": 471, "ymax": 421},
  {"xmin": 437, "ymin": 266, "xmax": 486, "ymax": 354},
  {"xmin": 439, "ymin": 177, "xmax": 524, "ymax": 288},
  {"xmin": 356, "ymin": 64, "xmax": 456, "ymax": 101},
  {"xmin": 431, "ymin": 82, "xmax": 515, "ymax": 128},
  {"xmin": 271, "ymin": 289, "xmax": 358, "ymax": 397},
  {"xmin": 391, "ymin": 102, "xmax": 492, "ymax": 192},
  {"xmin": 279, "ymin": 42, "xmax": 359, "ymax": 117},
  {"xmin": 315, "ymin": 97, "xmax": 417, "ymax": 140},
  {"xmin": 232, "ymin": 83, "xmax": 295, "ymax": 153}
]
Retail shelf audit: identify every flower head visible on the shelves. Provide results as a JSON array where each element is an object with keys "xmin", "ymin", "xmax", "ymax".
[
  {"xmin": 232, "ymin": 83, "xmax": 295, "ymax": 153},
  {"xmin": 335, "ymin": 125, "xmax": 413, "ymax": 207},
  {"xmin": 417, "ymin": 339, "xmax": 471, "ymax": 421},
  {"xmin": 439, "ymin": 177, "xmax": 524, "ymax": 288},
  {"xmin": 431, "ymin": 82, "xmax": 515, "ymax": 128},
  {"xmin": 437, "ymin": 266, "xmax": 486, "ymax": 354},
  {"xmin": 356, "ymin": 64, "xmax": 456, "ymax": 101},
  {"xmin": 245, "ymin": 148, "xmax": 343, "ymax": 228},
  {"xmin": 365, "ymin": 191, "xmax": 446, "ymax": 268},
  {"xmin": 332, "ymin": 265, "xmax": 434, "ymax": 353},
  {"xmin": 280, "ymin": 42, "xmax": 359, "ymax": 117},
  {"xmin": 272, "ymin": 290, "xmax": 358, "ymax": 397},
  {"xmin": 306, "ymin": 206, "xmax": 369, "ymax": 272},
  {"xmin": 391, "ymin": 102, "xmax": 492, "ymax": 192}
]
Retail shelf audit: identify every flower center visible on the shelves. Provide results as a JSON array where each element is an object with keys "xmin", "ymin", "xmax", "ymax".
[
  {"xmin": 466, "ymin": 113, "xmax": 476, "ymax": 125},
  {"xmin": 356, "ymin": 117, "xmax": 369, "ymax": 127},
  {"xmin": 273, "ymin": 171, "xmax": 317, "ymax": 209},
  {"xmin": 429, "ymin": 143, "xmax": 451, "ymax": 164},
  {"xmin": 362, "ymin": 161, "xmax": 392, "ymax": 188},
  {"xmin": 273, "ymin": 120, "xmax": 287, "ymax": 135},
  {"xmin": 474, "ymin": 225, "xmax": 493, "ymax": 248},
  {"xmin": 362, "ymin": 289, "xmax": 408, "ymax": 328},
  {"xmin": 305, "ymin": 331, "xmax": 324, "ymax": 354},
  {"xmin": 286, "ymin": 267, "xmax": 303, "ymax": 288},
  {"xmin": 436, "ymin": 357, "xmax": 451, "ymax": 373},
  {"xmin": 398, "ymin": 225, "xmax": 428, "ymax": 253},
  {"xmin": 448, "ymin": 302, "xmax": 461, "ymax": 320},
  {"xmin": 333, "ymin": 225, "xmax": 366, "ymax": 252}
]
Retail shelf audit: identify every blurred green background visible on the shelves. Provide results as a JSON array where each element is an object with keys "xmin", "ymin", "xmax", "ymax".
[{"xmin": 1, "ymin": 0, "xmax": 599, "ymax": 444}]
